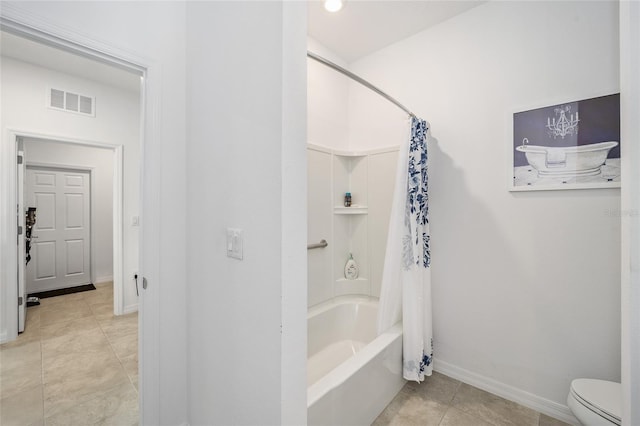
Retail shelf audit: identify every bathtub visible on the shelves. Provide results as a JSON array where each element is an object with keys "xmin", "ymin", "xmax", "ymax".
[
  {"xmin": 307, "ymin": 296, "xmax": 405, "ymax": 426},
  {"xmin": 516, "ymin": 141, "xmax": 618, "ymax": 178}
]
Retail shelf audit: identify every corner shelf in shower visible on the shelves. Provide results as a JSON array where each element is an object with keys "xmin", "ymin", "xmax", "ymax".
[
  {"xmin": 334, "ymin": 277, "xmax": 370, "ymax": 297},
  {"xmin": 335, "ymin": 277, "xmax": 369, "ymax": 284},
  {"xmin": 332, "ymin": 149, "xmax": 368, "ymax": 157},
  {"xmin": 334, "ymin": 206, "xmax": 368, "ymax": 215}
]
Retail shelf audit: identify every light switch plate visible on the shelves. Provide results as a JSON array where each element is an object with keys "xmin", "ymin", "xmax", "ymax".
[{"xmin": 226, "ymin": 228, "xmax": 243, "ymax": 260}]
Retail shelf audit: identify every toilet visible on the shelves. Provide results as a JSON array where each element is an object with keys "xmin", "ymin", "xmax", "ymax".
[{"xmin": 567, "ymin": 379, "xmax": 621, "ymax": 425}]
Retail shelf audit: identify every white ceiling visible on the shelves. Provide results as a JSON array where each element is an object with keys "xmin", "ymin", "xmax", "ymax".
[
  {"xmin": 1, "ymin": 2, "xmax": 483, "ymax": 88},
  {"xmin": 0, "ymin": 31, "xmax": 141, "ymax": 93},
  {"xmin": 308, "ymin": 0, "xmax": 485, "ymax": 63}
]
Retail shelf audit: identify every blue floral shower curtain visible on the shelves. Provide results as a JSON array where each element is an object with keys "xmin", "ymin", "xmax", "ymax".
[{"xmin": 377, "ymin": 116, "xmax": 433, "ymax": 382}]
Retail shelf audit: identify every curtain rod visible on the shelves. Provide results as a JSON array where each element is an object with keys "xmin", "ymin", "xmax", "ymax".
[{"xmin": 307, "ymin": 50, "xmax": 416, "ymax": 119}]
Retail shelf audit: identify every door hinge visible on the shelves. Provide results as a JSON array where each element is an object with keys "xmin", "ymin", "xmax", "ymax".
[
  {"xmin": 18, "ymin": 296, "xmax": 23, "ymax": 306},
  {"xmin": 17, "ymin": 155, "xmax": 23, "ymax": 165},
  {"xmin": 18, "ymin": 226, "xmax": 23, "ymax": 235}
]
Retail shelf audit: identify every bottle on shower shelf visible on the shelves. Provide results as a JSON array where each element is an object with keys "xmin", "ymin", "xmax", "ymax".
[
  {"xmin": 344, "ymin": 192, "xmax": 352, "ymax": 207},
  {"xmin": 344, "ymin": 253, "xmax": 359, "ymax": 280}
]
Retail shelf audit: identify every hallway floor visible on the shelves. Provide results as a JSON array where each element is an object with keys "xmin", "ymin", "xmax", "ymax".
[
  {"xmin": 373, "ymin": 372, "xmax": 572, "ymax": 426},
  {"xmin": 0, "ymin": 282, "xmax": 138, "ymax": 425}
]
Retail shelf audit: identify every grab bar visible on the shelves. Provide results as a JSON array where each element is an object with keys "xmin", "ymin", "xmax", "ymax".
[{"xmin": 307, "ymin": 239, "xmax": 328, "ymax": 250}]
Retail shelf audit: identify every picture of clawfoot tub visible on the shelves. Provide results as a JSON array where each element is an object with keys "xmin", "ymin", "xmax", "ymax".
[{"xmin": 516, "ymin": 140, "xmax": 619, "ymax": 178}]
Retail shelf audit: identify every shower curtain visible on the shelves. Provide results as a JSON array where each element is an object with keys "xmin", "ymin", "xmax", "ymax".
[{"xmin": 377, "ymin": 116, "xmax": 433, "ymax": 383}]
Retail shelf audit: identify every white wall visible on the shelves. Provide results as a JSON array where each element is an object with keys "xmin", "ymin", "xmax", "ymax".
[
  {"xmin": 0, "ymin": 2, "xmax": 189, "ymax": 424},
  {"xmin": 307, "ymin": 37, "xmax": 350, "ymax": 150},
  {"xmin": 185, "ymin": 2, "xmax": 307, "ymax": 424},
  {"xmin": 348, "ymin": 0, "xmax": 621, "ymax": 419},
  {"xmin": 23, "ymin": 138, "xmax": 115, "ymax": 283},
  {"xmin": 620, "ymin": 2, "xmax": 640, "ymax": 425},
  {"xmin": 347, "ymin": 77, "xmax": 408, "ymax": 153},
  {"xmin": 1, "ymin": 56, "xmax": 140, "ymax": 312}
]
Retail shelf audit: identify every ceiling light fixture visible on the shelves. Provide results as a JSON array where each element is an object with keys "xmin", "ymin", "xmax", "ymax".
[{"xmin": 324, "ymin": 0, "xmax": 344, "ymax": 13}]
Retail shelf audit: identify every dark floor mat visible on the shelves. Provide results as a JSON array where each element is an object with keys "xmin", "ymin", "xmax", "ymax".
[{"xmin": 28, "ymin": 283, "xmax": 96, "ymax": 300}]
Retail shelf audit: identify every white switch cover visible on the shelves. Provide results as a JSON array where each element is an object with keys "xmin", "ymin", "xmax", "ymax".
[{"xmin": 226, "ymin": 228, "xmax": 243, "ymax": 260}]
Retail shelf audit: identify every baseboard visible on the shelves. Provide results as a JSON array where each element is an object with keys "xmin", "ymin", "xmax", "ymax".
[
  {"xmin": 95, "ymin": 275, "xmax": 114, "ymax": 284},
  {"xmin": 0, "ymin": 330, "xmax": 7, "ymax": 345},
  {"xmin": 434, "ymin": 359, "xmax": 579, "ymax": 426},
  {"xmin": 123, "ymin": 304, "xmax": 138, "ymax": 315}
]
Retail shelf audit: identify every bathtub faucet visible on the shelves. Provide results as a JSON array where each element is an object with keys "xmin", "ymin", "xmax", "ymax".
[{"xmin": 522, "ymin": 138, "xmax": 529, "ymax": 148}]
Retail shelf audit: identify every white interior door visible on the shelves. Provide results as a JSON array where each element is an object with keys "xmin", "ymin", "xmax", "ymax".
[
  {"xmin": 26, "ymin": 167, "xmax": 91, "ymax": 293},
  {"xmin": 17, "ymin": 151, "xmax": 26, "ymax": 332}
]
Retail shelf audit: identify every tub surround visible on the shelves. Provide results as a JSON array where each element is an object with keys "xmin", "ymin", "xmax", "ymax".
[
  {"xmin": 307, "ymin": 144, "xmax": 399, "ymax": 308},
  {"xmin": 307, "ymin": 296, "xmax": 405, "ymax": 425}
]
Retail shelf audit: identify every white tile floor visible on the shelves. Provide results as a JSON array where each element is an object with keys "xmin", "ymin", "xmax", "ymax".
[
  {"xmin": 373, "ymin": 372, "xmax": 572, "ymax": 426},
  {"xmin": 0, "ymin": 282, "xmax": 138, "ymax": 426}
]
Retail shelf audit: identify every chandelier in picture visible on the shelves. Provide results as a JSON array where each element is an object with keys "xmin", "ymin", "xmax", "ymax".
[{"xmin": 546, "ymin": 105, "xmax": 579, "ymax": 139}]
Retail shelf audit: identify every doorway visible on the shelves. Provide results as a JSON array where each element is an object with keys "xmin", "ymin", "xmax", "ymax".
[
  {"xmin": 15, "ymin": 135, "xmax": 129, "ymax": 331},
  {"xmin": 1, "ymin": 26, "xmax": 144, "ymax": 339}
]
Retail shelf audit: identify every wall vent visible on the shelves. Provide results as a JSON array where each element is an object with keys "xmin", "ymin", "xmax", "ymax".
[{"xmin": 48, "ymin": 88, "xmax": 95, "ymax": 117}]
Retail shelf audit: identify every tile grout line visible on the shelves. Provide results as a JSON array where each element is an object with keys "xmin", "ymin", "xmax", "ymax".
[
  {"xmin": 90, "ymin": 292, "xmax": 139, "ymax": 393},
  {"xmin": 437, "ymin": 380, "xmax": 461, "ymax": 426},
  {"xmin": 7, "ymin": 287, "xmax": 123, "ymax": 425},
  {"xmin": 90, "ymin": 288, "xmax": 140, "ymax": 399},
  {"xmin": 41, "ymin": 288, "xmax": 133, "ymax": 424},
  {"xmin": 40, "ymin": 295, "xmax": 88, "ymax": 424},
  {"xmin": 436, "ymin": 404, "xmax": 451, "ymax": 426}
]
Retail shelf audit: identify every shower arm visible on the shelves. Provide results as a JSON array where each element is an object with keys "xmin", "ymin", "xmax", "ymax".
[{"xmin": 307, "ymin": 51, "xmax": 417, "ymax": 119}]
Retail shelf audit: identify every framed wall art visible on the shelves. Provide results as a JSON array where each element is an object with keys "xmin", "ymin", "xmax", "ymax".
[{"xmin": 510, "ymin": 93, "xmax": 620, "ymax": 191}]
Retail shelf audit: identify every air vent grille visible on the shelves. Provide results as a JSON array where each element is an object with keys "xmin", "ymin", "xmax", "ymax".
[
  {"xmin": 79, "ymin": 96, "xmax": 93, "ymax": 114},
  {"xmin": 50, "ymin": 89, "xmax": 65, "ymax": 109},
  {"xmin": 65, "ymin": 92, "xmax": 79, "ymax": 112},
  {"xmin": 48, "ymin": 88, "xmax": 95, "ymax": 117}
]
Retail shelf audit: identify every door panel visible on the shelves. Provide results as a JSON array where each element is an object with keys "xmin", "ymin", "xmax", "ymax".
[
  {"xmin": 64, "ymin": 174, "xmax": 83, "ymax": 187},
  {"xmin": 26, "ymin": 167, "xmax": 91, "ymax": 293},
  {"xmin": 35, "ymin": 241, "xmax": 56, "ymax": 278},
  {"xmin": 35, "ymin": 172, "xmax": 55, "ymax": 186},
  {"xmin": 65, "ymin": 240, "xmax": 84, "ymax": 274},
  {"xmin": 65, "ymin": 194, "xmax": 84, "ymax": 228},
  {"xmin": 34, "ymin": 192, "xmax": 55, "ymax": 229}
]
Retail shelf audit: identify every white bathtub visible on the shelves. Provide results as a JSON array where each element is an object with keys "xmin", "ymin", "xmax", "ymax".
[
  {"xmin": 516, "ymin": 141, "xmax": 618, "ymax": 178},
  {"xmin": 307, "ymin": 296, "xmax": 405, "ymax": 426}
]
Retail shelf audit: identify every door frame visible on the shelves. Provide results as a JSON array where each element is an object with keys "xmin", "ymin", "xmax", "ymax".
[
  {"xmin": 8, "ymin": 132, "xmax": 126, "ymax": 317},
  {"xmin": 25, "ymin": 159, "xmax": 99, "ymax": 293},
  {"xmin": 0, "ymin": 9, "xmax": 162, "ymax": 424},
  {"xmin": 17, "ymin": 147, "xmax": 25, "ymax": 332}
]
